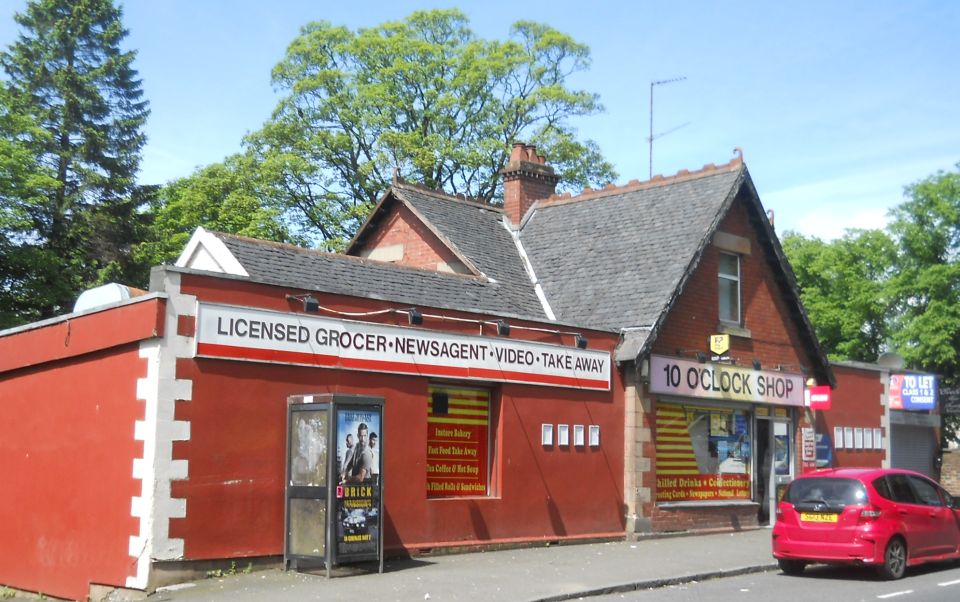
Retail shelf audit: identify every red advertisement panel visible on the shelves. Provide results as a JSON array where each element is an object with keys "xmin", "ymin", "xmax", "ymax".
[{"xmin": 426, "ymin": 386, "xmax": 489, "ymax": 497}]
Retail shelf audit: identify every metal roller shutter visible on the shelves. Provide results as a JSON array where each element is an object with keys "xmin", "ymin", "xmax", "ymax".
[{"xmin": 891, "ymin": 424, "xmax": 935, "ymax": 478}]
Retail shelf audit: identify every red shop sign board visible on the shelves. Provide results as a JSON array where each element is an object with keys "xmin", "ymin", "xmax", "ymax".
[{"xmin": 807, "ymin": 385, "xmax": 832, "ymax": 410}]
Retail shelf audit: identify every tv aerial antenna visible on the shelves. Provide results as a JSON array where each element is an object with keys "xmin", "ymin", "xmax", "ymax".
[{"xmin": 648, "ymin": 76, "xmax": 689, "ymax": 179}]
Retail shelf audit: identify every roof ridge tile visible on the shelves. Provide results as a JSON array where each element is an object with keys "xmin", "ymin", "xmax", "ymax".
[
  {"xmin": 394, "ymin": 181, "xmax": 504, "ymax": 212},
  {"xmin": 540, "ymin": 154, "xmax": 744, "ymax": 208}
]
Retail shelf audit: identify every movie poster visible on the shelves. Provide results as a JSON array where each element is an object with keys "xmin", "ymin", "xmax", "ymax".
[{"xmin": 334, "ymin": 405, "xmax": 382, "ymax": 562}]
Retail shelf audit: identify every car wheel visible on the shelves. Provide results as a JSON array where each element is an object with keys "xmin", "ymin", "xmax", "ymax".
[
  {"xmin": 777, "ymin": 558, "xmax": 806, "ymax": 575},
  {"xmin": 877, "ymin": 537, "xmax": 907, "ymax": 580}
]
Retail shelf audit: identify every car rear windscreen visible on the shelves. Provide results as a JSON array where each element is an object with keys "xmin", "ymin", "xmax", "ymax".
[{"xmin": 784, "ymin": 477, "xmax": 868, "ymax": 510}]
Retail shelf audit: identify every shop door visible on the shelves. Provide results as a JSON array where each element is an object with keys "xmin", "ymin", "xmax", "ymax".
[{"xmin": 756, "ymin": 417, "xmax": 793, "ymax": 526}]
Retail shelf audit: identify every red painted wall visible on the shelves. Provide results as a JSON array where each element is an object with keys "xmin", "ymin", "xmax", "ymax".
[
  {"xmin": 171, "ymin": 274, "xmax": 624, "ymax": 559},
  {"xmin": 646, "ymin": 195, "xmax": 820, "ymax": 531},
  {"xmin": 820, "ymin": 364, "xmax": 884, "ymax": 468},
  {"xmin": 0, "ymin": 305, "xmax": 157, "ymax": 600},
  {"xmin": 0, "ymin": 297, "xmax": 164, "ymax": 373}
]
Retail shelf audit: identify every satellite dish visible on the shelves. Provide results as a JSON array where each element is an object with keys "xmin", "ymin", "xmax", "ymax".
[
  {"xmin": 73, "ymin": 283, "xmax": 143, "ymax": 313},
  {"xmin": 876, "ymin": 352, "xmax": 905, "ymax": 370}
]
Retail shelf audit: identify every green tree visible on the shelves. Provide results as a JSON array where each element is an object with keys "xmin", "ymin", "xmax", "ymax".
[
  {"xmin": 134, "ymin": 154, "xmax": 300, "ymax": 269},
  {"xmin": 0, "ymin": 86, "xmax": 59, "ymax": 328},
  {"xmin": 782, "ymin": 229, "xmax": 896, "ymax": 362},
  {"xmin": 246, "ymin": 9, "xmax": 616, "ymax": 249},
  {"xmin": 888, "ymin": 163, "xmax": 960, "ymax": 401},
  {"xmin": 0, "ymin": 0, "xmax": 149, "ymax": 323}
]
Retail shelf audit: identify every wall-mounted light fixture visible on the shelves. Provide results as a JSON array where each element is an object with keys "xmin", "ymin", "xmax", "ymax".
[
  {"xmin": 285, "ymin": 293, "xmax": 320, "ymax": 312},
  {"xmin": 695, "ymin": 351, "xmax": 706, "ymax": 363},
  {"xmin": 752, "ymin": 359, "xmax": 762, "ymax": 370},
  {"xmin": 575, "ymin": 333, "xmax": 588, "ymax": 349},
  {"xmin": 408, "ymin": 308, "xmax": 423, "ymax": 325},
  {"xmin": 496, "ymin": 320, "xmax": 510, "ymax": 336}
]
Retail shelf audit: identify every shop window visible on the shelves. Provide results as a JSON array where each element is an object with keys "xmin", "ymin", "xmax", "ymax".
[
  {"xmin": 718, "ymin": 252, "xmax": 741, "ymax": 324},
  {"xmin": 655, "ymin": 403, "xmax": 752, "ymax": 502},
  {"xmin": 426, "ymin": 385, "xmax": 490, "ymax": 498}
]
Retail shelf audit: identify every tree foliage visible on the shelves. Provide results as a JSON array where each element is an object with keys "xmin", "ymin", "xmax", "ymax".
[
  {"xmin": 0, "ymin": 0, "xmax": 149, "ymax": 326},
  {"xmin": 784, "ymin": 162, "xmax": 960, "ymax": 444},
  {"xmin": 133, "ymin": 154, "xmax": 301, "ymax": 269},
  {"xmin": 888, "ymin": 164, "xmax": 960, "ymax": 380},
  {"xmin": 246, "ymin": 9, "xmax": 616, "ymax": 249},
  {"xmin": 782, "ymin": 228, "xmax": 896, "ymax": 362}
]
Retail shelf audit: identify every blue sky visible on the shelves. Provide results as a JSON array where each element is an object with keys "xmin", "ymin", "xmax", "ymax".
[{"xmin": 1, "ymin": 1, "xmax": 957, "ymax": 239}]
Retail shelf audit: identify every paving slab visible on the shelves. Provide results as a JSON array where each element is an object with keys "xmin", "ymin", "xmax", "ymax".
[{"xmin": 147, "ymin": 529, "xmax": 777, "ymax": 602}]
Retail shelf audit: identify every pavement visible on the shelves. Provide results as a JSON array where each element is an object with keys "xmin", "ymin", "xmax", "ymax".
[{"xmin": 145, "ymin": 528, "xmax": 778, "ymax": 602}]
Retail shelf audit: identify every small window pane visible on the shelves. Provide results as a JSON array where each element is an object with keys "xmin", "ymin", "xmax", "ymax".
[
  {"xmin": 718, "ymin": 253, "xmax": 740, "ymax": 324},
  {"xmin": 719, "ymin": 253, "xmax": 739, "ymax": 277},
  {"xmin": 719, "ymin": 279, "xmax": 739, "ymax": 322}
]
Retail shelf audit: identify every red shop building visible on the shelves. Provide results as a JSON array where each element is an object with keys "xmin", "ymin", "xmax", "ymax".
[
  {"xmin": 0, "ymin": 230, "xmax": 624, "ymax": 600},
  {"xmin": 2, "ymin": 144, "xmax": 841, "ymax": 599},
  {"xmin": 343, "ymin": 146, "xmax": 833, "ymax": 532}
]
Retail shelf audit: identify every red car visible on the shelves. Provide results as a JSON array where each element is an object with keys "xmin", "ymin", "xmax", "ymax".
[{"xmin": 772, "ymin": 468, "xmax": 960, "ymax": 579}]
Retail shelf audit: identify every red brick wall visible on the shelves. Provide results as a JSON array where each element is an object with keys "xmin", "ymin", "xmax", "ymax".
[
  {"xmin": 651, "ymin": 504, "xmax": 758, "ymax": 532},
  {"xmin": 644, "ymin": 195, "xmax": 818, "ymax": 530},
  {"xmin": 819, "ymin": 365, "xmax": 884, "ymax": 468},
  {"xmin": 503, "ymin": 172, "xmax": 557, "ymax": 224},
  {"xmin": 354, "ymin": 203, "xmax": 464, "ymax": 271},
  {"xmin": 653, "ymin": 199, "xmax": 812, "ymax": 370}
]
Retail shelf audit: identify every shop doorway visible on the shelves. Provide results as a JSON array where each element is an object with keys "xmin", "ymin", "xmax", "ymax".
[{"xmin": 756, "ymin": 416, "xmax": 793, "ymax": 526}]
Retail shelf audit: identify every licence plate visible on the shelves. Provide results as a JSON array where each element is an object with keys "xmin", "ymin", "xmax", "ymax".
[{"xmin": 800, "ymin": 512, "xmax": 838, "ymax": 523}]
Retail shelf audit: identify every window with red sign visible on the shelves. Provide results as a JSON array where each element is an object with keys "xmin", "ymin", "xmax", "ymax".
[{"xmin": 426, "ymin": 385, "xmax": 491, "ymax": 498}]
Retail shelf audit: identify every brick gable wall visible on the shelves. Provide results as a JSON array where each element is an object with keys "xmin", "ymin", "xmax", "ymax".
[
  {"xmin": 353, "ymin": 203, "xmax": 468, "ymax": 273},
  {"xmin": 641, "ymin": 195, "xmax": 817, "ymax": 532}
]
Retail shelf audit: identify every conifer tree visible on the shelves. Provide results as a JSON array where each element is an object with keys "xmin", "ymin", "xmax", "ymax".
[{"xmin": 0, "ymin": 0, "xmax": 149, "ymax": 324}]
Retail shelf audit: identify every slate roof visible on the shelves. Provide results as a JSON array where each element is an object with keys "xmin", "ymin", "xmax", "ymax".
[
  {"xmin": 186, "ymin": 156, "xmax": 832, "ymax": 384},
  {"xmin": 387, "ymin": 182, "xmax": 545, "ymax": 318},
  {"xmin": 210, "ymin": 232, "xmax": 551, "ymax": 323},
  {"xmin": 521, "ymin": 166, "xmax": 742, "ymax": 331}
]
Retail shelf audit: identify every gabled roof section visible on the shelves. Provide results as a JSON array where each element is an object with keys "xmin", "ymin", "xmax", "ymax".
[
  {"xmin": 193, "ymin": 230, "xmax": 552, "ymax": 323},
  {"xmin": 347, "ymin": 180, "xmax": 545, "ymax": 319},
  {"xmin": 520, "ymin": 157, "xmax": 834, "ymax": 386},
  {"xmin": 522, "ymin": 161, "xmax": 744, "ymax": 332},
  {"xmin": 176, "ymin": 227, "xmax": 249, "ymax": 276},
  {"xmin": 346, "ymin": 182, "xmax": 484, "ymax": 277}
]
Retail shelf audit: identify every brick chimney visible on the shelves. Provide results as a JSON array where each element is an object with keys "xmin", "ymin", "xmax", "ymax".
[{"xmin": 501, "ymin": 142, "xmax": 559, "ymax": 225}]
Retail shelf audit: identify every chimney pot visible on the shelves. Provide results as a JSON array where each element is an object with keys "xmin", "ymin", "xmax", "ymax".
[{"xmin": 501, "ymin": 141, "xmax": 559, "ymax": 225}]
